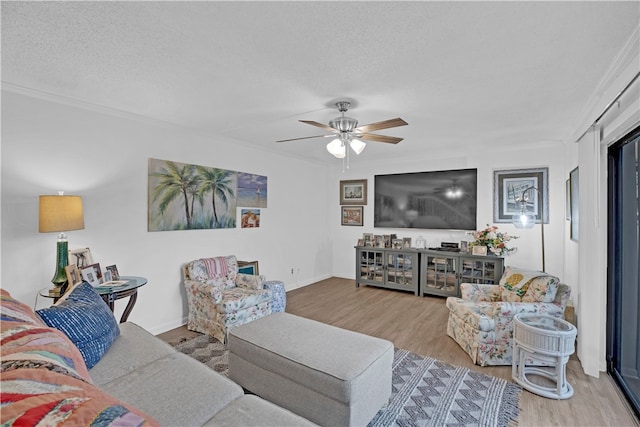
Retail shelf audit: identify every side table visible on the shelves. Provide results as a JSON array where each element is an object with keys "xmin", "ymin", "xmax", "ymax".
[
  {"xmin": 96, "ymin": 276, "xmax": 147, "ymax": 323},
  {"xmin": 512, "ymin": 313, "xmax": 577, "ymax": 399}
]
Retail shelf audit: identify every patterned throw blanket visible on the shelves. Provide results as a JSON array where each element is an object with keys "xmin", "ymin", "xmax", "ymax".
[{"xmin": 201, "ymin": 257, "xmax": 230, "ymax": 278}]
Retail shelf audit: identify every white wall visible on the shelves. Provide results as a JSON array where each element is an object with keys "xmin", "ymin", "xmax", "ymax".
[{"xmin": 1, "ymin": 90, "xmax": 332, "ymax": 334}]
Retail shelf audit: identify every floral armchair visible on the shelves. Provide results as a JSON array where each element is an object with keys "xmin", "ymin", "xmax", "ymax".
[
  {"xmin": 183, "ymin": 255, "xmax": 273, "ymax": 343},
  {"xmin": 446, "ymin": 267, "xmax": 571, "ymax": 366}
]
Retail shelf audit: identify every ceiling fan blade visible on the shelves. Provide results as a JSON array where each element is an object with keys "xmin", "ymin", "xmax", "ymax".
[
  {"xmin": 276, "ymin": 134, "xmax": 333, "ymax": 143},
  {"xmin": 300, "ymin": 120, "xmax": 338, "ymax": 132},
  {"xmin": 355, "ymin": 118, "xmax": 408, "ymax": 133},
  {"xmin": 358, "ymin": 133, "xmax": 404, "ymax": 144}
]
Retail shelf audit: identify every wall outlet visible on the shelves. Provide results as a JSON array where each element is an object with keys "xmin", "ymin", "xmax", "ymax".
[{"xmin": 290, "ymin": 268, "xmax": 294, "ymax": 275}]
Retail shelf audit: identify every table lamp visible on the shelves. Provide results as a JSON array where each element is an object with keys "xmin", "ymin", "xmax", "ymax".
[
  {"xmin": 39, "ymin": 192, "xmax": 85, "ymax": 296},
  {"xmin": 511, "ymin": 186, "xmax": 545, "ymax": 272}
]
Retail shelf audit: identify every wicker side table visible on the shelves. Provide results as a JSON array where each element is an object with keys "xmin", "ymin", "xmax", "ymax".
[{"xmin": 512, "ymin": 313, "xmax": 577, "ymax": 399}]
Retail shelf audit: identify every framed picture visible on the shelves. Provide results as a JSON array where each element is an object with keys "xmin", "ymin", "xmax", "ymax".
[
  {"xmin": 341, "ymin": 206, "xmax": 363, "ymax": 226},
  {"xmin": 362, "ymin": 233, "xmax": 373, "ymax": 245},
  {"xmin": 392, "ymin": 239, "xmax": 403, "ymax": 249},
  {"xmin": 65, "ymin": 264, "xmax": 82, "ymax": 287},
  {"xmin": 570, "ymin": 167, "xmax": 579, "ymax": 242},
  {"xmin": 238, "ymin": 260, "xmax": 259, "ymax": 275},
  {"xmin": 86, "ymin": 263, "xmax": 102, "ymax": 283},
  {"xmin": 493, "ymin": 167, "xmax": 549, "ymax": 223},
  {"xmin": 68, "ymin": 247, "xmax": 93, "ymax": 269},
  {"xmin": 403, "ymin": 237, "xmax": 412, "ymax": 249},
  {"xmin": 240, "ymin": 209, "xmax": 260, "ymax": 228},
  {"xmin": 105, "ymin": 265, "xmax": 120, "ymax": 281},
  {"xmin": 460, "ymin": 240, "xmax": 469, "ymax": 253},
  {"xmin": 565, "ymin": 178, "xmax": 572, "ymax": 221},
  {"xmin": 472, "ymin": 246, "xmax": 488, "ymax": 256},
  {"xmin": 374, "ymin": 235, "xmax": 385, "ymax": 248},
  {"xmin": 340, "ymin": 179, "xmax": 367, "ymax": 205},
  {"xmin": 81, "ymin": 266, "xmax": 101, "ymax": 287},
  {"xmin": 103, "ymin": 270, "xmax": 113, "ymax": 282},
  {"xmin": 357, "ymin": 238, "xmax": 365, "ymax": 247}
]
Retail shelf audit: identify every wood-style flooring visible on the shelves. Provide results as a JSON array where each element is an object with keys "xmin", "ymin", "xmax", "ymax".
[{"xmin": 158, "ymin": 277, "xmax": 639, "ymax": 427}]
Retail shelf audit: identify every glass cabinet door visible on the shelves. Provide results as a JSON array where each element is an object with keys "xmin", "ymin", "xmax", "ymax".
[
  {"xmin": 460, "ymin": 258, "xmax": 500, "ymax": 284},
  {"xmin": 422, "ymin": 254, "xmax": 457, "ymax": 296},
  {"xmin": 358, "ymin": 249, "xmax": 384, "ymax": 284},
  {"xmin": 386, "ymin": 251, "xmax": 415, "ymax": 288}
]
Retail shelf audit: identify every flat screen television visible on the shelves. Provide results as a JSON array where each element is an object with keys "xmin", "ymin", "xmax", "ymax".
[{"xmin": 374, "ymin": 168, "xmax": 477, "ymax": 230}]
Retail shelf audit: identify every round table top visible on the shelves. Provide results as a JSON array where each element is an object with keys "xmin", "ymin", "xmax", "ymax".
[
  {"xmin": 94, "ymin": 276, "xmax": 147, "ymax": 295},
  {"xmin": 514, "ymin": 313, "xmax": 575, "ymax": 333}
]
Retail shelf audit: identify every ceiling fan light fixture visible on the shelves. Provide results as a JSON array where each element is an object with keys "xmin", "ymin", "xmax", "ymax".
[
  {"xmin": 327, "ymin": 138, "xmax": 346, "ymax": 158},
  {"xmin": 349, "ymin": 138, "xmax": 366, "ymax": 155}
]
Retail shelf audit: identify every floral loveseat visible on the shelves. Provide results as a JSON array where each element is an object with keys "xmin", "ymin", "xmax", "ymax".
[
  {"xmin": 446, "ymin": 267, "xmax": 571, "ymax": 366},
  {"xmin": 183, "ymin": 255, "xmax": 278, "ymax": 343}
]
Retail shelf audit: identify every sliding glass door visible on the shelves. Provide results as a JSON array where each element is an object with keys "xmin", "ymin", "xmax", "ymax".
[{"xmin": 607, "ymin": 126, "xmax": 640, "ymax": 418}]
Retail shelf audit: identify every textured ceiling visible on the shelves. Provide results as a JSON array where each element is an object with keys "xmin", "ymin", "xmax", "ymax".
[{"xmin": 2, "ymin": 1, "xmax": 638, "ymax": 165}]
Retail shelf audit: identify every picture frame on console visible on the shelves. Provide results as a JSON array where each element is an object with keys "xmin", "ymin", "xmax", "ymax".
[
  {"xmin": 340, "ymin": 179, "xmax": 367, "ymax": 205},
  {"xmin": 472, "ymin": 246, "xmax": 488, "ymax": 256},
  {"xmin": 493, "ymin": 167, "xmax": 549, "ymax": 223}
]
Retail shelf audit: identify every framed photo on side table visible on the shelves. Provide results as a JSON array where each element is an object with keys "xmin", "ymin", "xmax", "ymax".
[
  {"xmin": 340, "ymin": 179, "xmax": 367, "ymax": 205},
  {"xmin": 105, "ymin": 265, "xmax": 120, "ymax": 281},
  {"xmin": 65, "ymin": 264, "xmax": 82, "ymax": 287},
  {"xmin": 81, "ymin": 266, "xmax": 101, "ymax": 287},
  {"xmin": 68, "ymin": 247, "xmax": 93, "ymax": 269},
  {"xmin": 493, "ymin": 167, "xmax": 549, "ymax": 224}
]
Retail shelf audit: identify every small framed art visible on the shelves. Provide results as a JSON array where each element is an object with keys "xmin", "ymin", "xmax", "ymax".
[
  {"xmin": 65, "ymin": 264, "xmax": 82, "ymax": 287},
  {"xmin": 341, "ymin": 206, "xmax": 363, "ymax": 226},
  {"xmin": 340, "ymin": 179, "xmax": 367, "ymax": 205}
]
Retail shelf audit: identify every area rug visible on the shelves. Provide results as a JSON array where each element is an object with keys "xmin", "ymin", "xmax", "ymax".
[{"xmin": 173, "ymin": 336, "xmax": 521, "ymax": 427}]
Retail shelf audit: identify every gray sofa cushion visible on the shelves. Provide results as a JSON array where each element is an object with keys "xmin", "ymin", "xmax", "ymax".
[
  {"xmin": 205, "ymin": 395, "xmax": 317, "ymax": 426},
  {"xmin": 90, "ymin": 322, "xmax": 175, "ymax": 385},
  {"xmin": 99, "ymin": 352, "xmax": 244, "ymax": 426}
]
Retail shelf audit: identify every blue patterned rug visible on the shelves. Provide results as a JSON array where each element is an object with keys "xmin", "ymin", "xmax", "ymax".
[{"xmin": 174, "ymin": 337, "xmax": 521, "ymax": 427}]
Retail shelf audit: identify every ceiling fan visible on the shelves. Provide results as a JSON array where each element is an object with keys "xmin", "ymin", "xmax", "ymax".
[{"xmin": 276, "ymin": 101, "xmax": 408, "ymax": 162}]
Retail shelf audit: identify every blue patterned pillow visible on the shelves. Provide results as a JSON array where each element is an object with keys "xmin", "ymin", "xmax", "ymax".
[{"xmin": 37, "ymin": 282, "xmax": 120, "ymax": 369}]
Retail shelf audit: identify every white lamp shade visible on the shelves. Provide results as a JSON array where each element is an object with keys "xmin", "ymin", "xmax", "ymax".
[
  {"xmin": 349, "ymin": 138, "xmax": 366, "ymax": 155},
  {"xmin": 326, "ymin": 139, "xmax": 346, "ymax": 158}
]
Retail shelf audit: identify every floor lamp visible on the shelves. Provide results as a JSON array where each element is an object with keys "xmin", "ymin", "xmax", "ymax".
[
  {"xmin": 39, "ymin": 192, "xmax": 85, "ymax": 296},
  {"xmin": 512, "ymin": 186, "xmax": 545, "ymax": 272}
]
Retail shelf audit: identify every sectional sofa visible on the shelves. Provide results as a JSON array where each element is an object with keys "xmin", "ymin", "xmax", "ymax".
[{"xmin": 0, "ymin": 284, "xmax": 316, "ymax": 426}]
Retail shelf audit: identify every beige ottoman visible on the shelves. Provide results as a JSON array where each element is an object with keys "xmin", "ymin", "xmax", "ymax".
[{"xmin": 228, "ymin": 312, "xmax": 393, "ymax": 427}]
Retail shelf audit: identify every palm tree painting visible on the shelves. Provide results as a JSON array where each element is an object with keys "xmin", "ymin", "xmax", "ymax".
[{"xmin": 148, "ymin": 158, "xmax": 237, "ymax": 231}]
